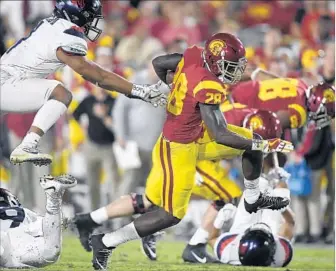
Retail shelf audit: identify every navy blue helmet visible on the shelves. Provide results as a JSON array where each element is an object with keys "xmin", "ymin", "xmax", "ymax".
[
  {"xmin": 0, "ymin": 188, "xmax": 21, "ymax": 208},
  {"xmin": 239, "ymin": 223, "xmax": 276, "ymax": 266},
  {"xmin": 54, "ymin": 0, "xmax": 103, "ymax": 41}
]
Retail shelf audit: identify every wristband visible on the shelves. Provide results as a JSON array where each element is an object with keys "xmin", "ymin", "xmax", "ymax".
[{"xmin": 251, "ymin": 139, "xmax": 265, "ymax": 151}]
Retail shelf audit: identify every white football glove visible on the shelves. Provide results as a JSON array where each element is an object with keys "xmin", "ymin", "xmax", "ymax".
[
  {"xmin": 131, "ymin": 81, "xmax": 167, "ymax": 107},
  {"xmin": 267, "ymin": 167, "xmax": 291, "ymax": 185},
  {"xmin": 213, "ymin": 203, "xmax": 237, "ymax": 229}
]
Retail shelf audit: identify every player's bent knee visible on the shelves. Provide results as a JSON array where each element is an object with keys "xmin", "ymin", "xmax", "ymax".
[
  {"xmin": 42, "ymin": 245, "xmax": 61, "ymax": 264},
  {"xmin": 159, "ymin": 209, "xmax": 181, "ymax": 228},
  {"xmin": 49, "ymin": 84, "xmax": 73, "ymax": 106}
]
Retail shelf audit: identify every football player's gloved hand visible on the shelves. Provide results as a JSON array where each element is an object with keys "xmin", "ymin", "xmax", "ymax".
[
  {"xmin": 252, "ymin": 138, "xmax": 293, "ymax": 154},
  {"xmin": 131, "ymin": 82, "xmax": 167, "ymax": 107},
  {"xmin": 213, "ymin": 203, "xmax": 237, "ymax": 229},
  {"xmin": 267, "ymin": 167, "xmax": 291, "ymax": 184}
]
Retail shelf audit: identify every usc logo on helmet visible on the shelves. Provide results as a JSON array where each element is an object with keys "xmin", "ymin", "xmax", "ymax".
[
  {"xmin": 208, "ymin": 39, "xmax": 226, "ymax": 56},
  {"xmin": 249, "ymin": 116, "xmax": 264, "ymax": 131},
  {"xmin": 323, "ymin": 89, "xmax": 335, "ymax": 103}
]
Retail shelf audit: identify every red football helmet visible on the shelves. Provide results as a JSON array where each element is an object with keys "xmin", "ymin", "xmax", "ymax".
[
  {"xmin": 306, "ymin": 82, "xmax": 335, "ymax": 129},
  {"xmin": 203, "ymin": 33, "xmax": 247, "ymax": 84},
  {"xmin": 243, "ymin": 110, "xmax": 282, "ymax": 139}
]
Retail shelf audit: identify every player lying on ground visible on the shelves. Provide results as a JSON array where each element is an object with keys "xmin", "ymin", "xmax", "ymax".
[
  {"xmin": 0, "ymin": 0, "xmax": 166, "ymax": 166},
  {"xmin": 73, "ymin": 32, "xmax": 293, "ymax": 270},
  {"xmin": 141, "ymin": 109, "xmax": 286, "ymax": 263},
  {"xmin": 213, "ymin": 168, "xmax": 294, "ymax": 267},
  {"xmin": 0, "ymin": 174, "xmax": 76, "ymax": 268}
]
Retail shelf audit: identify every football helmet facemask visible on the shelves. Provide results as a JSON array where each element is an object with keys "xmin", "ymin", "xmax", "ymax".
[
  {"xmin": 203, "ymin": 32, "xmax": 247, "ymax": 84},
  {"xmin": 306, "ymin": 82, "xmax": 335, "ymax": 129},
  {"xmin": 0, "ymin": 188, "xmax": 21, "ymax": 208},
  {"xmin": 54, "ymin": 0, "xmax": 103, "ymax": 41}
]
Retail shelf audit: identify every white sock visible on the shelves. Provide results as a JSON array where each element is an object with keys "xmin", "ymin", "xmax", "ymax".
[
  {"xmin": 32, "ymin": 99, "xmax": 67, "ymax": 133},
  {"xmin": 244, "ymin": 178, "xmax": 260, "ymax": 204},
  {"xmin": 22, "ymin": 132, "xmax": 41, "ymax": 146},
  {"xmin": 90, "ymin": 207, "xmax": 109, "ymax": 225},
  {"xmin": 102, "ymin": 222, "xmax": 140, "ymax": 248},
  {"xmin": 189, "ymin": 228, "xmax": 209, "ymax": 245}
]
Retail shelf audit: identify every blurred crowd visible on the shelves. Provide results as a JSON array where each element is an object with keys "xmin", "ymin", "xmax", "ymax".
[{"xmin": 0, "ymin": 0, "xmax": 335, "ymax": 244}]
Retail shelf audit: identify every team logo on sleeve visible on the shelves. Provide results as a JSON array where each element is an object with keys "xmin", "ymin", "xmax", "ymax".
[
  {"xmin": 209, "ymin": 40, "xmax": 226, "ymax": 56},
  {"xmin": 249, "ymin": 116, "xmax": 264, "ymax": 130},
  {"xmin": 323, "ymin": 89, "xmax": 335, "ymax": 103}
]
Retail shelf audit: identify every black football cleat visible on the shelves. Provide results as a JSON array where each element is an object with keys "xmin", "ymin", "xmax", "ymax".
[
  {"xmin": 91, "ymin": 234, "xmax": 114, "ymax": 270},
  {"xmin": 141, "ymin": 234, "xmax": 157, "ymax": 261},
  {"xmin": 182, "ymin": 244, "xmax": 220, "ymax": 264},
  {"xmin": 73, "ymin": 213, "xmax": 99, "ymax": 252},
  {"xmin": 244, "ymin": 192, "xmax": 289, "ymax": 214}
]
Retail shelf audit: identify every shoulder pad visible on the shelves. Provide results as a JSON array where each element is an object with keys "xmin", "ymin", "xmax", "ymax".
[{"xmin": 64, "ymin": 26, "xmax": 86, "ymax": 40}]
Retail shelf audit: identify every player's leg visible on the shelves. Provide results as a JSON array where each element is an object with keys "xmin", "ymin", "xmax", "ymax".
[
  {"xmin": 88, "ymin": 137, "xmax": 198, "ymax": 270},
  {"xmin": 39, "ymin": 174, "xmax": 77, "ymax": 263},
  {"xmin": 182, "ymin": 160, "xmax": 242, "ymax": 263},
  {"xmin": 7, "ymin": 79, "xmax": 72, "ymax": 165},
  {"xmin": 199, "ymin": 126, "xmax": 289, "ymax": 213}
]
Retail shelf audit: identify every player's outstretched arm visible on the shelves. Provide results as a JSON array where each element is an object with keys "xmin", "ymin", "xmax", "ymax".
[
  {"xmin": 56, "ymin": 49, "xmax": 167, "ymax": 107},
  {"xmin": 278, "ymin": 207, "xmax": 295, "ymax": 240},
  {"xmin": 57, "ymin": 48, "xmax": 132, "ymax": 94},
  {"xmin": 199, "ymin": 103, "xmax": 253, "ymax": 150},
  {"xmin": 152, "ymin": 53, "xmax": 183, "ymax": 83}
]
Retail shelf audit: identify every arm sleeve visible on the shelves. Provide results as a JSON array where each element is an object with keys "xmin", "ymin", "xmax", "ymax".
[
  {"xmin": 112, "ymin": 95, "xmax": 129, "ymax": 140},
  {"xmin": 152, "ymin": 53, "xmax": 183, "ymax": 83},
  {"xmin": 200, "ymin": 103, "xmax": 252, "ymax": 150}
]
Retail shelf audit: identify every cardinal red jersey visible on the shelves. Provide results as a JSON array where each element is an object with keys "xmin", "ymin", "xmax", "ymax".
[
  {"xmin": 230, "ymin": 78, "xmax": 308, "ymax": 128},
  {"xmin": 163, "ymin": 46, "xmax": 227, "ymax": 143}
]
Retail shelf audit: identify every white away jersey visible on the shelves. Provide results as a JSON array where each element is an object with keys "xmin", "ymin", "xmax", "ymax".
[
  {"xmin": 0, "ymin": 17, "xmax": 87, "ymax": 82},
  {"xmin": 214, "ymin": 232, "xmax": 293, "ymax": 267}
]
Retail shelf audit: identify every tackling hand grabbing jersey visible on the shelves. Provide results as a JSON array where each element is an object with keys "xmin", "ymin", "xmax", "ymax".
[
  {"xmin": 0, "ymin": 175, "xmax": 76, "ymax": 269},
  {"xmin": 0, "ymin": 0, "xmax": 166, "ymax": 166}
]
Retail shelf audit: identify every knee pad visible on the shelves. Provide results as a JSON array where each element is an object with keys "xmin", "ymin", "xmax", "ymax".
[{"xmin": 131, "ymin": 193, "xmax": 146, "ymax": 214}]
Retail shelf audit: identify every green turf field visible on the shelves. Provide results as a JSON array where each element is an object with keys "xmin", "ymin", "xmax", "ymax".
[{"xmin": 39, "ymin": 235, "xmax": 335, "ymax": 271}]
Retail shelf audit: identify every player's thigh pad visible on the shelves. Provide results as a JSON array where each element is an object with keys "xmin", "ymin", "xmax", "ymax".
[
  {"xmin": 145, "ymin": 135, "xmax": 198, "ymax": 219},
  {"xmin": 0, "ymin": 78, "xmax": 61, "ymax": 113},
  {"xmin": 197, "ymin": 125, "xmax": 253, "ymax": 160},
  {"xmin": 193, "ymin": 160, "xmax": 242, "ymax": 201}
]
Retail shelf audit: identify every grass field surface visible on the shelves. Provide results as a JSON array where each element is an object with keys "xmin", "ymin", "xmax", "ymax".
[{"xmin": 36, "ymin": 235, "xmax": 335, "ymax": 271}]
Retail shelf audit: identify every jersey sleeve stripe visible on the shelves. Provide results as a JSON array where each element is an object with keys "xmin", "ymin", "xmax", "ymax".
[
  {"xmin": 288, "ymin": 104, "xmax": 307, "ymax": 127},
  {"xmin": 220, "ymin": 102, "xmax": 247, "ymax": 112},
  {"xmin": 64, "ymin": 27, "xmax": 86, "ymax": 40},
  {"xmin": 193, "ymin": 81, "xmax": 226, "ymax": 96},
  {"xmin": 215, "ymin": 234, "xmax": 238, "ymax": 260},
  {"xmin": 279, "ymin": 238, "xmax": 293, "ymax": 267}
]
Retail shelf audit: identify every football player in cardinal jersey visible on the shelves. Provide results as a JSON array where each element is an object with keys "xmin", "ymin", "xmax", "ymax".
[
  {"xmin": 181, "ymin": 109, "xmax": 287, "ymax": 263},
  {"xmin": 0, "ymin": 175, "xmax": 77, "ymax": 269},
  {"xmin": 0, "ymin": 0, "xmax": 166, "ymax": 166},
  {"xmin": 229, "ymin": 78, "xmax": 335, "ymax": 130},
  {"xmin": 73, "ymin": 33, "xmax": 292, "ymax": 270}
]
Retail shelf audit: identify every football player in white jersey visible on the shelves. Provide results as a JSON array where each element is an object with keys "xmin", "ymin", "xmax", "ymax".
[
  {"xmin": 213, "ymin": 171, "xmax": 294, "ymax": 267},
  {"xmin": 0, "ymin": 174, "xmax": 77, "ymax": 269},
  {"xmin": 0, "ymin": 0, "xmax": 166, "ymax": 166}
]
